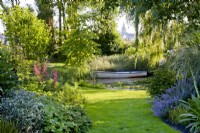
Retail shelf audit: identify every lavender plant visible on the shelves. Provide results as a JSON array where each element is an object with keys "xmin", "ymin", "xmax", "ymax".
[{"xmin": 152, "ymin": 79, "xmax": 196, "ymax": 118}]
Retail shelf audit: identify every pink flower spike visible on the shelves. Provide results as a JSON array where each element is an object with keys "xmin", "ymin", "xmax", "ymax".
[
  {"xmin": 52, "ymin": 70, "xmax": 58, "ymax": 85},
  {"xmin": 42, "ymin": 63, "xmax": 48, "ymax": 79},
  {"xmin": 33, "ymin": 64, "xmax": 41, "ymax": 76}
]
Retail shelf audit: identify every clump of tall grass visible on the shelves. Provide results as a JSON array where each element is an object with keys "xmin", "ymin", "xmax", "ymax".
[
  {"xmin": 89, "ymin": 54, "xmax": 148, "ymax": 71},
  {"xmin": 48, "ymin": 64, "xmax": 90, "ymax": 84}
]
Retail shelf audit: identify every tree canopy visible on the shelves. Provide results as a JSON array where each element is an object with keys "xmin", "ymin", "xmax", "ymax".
[{"xmin": 0, "ymin": 0, "xmax": 199, "ymax": 66}]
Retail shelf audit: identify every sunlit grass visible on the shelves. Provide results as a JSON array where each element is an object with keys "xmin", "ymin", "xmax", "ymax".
[
  {"xmin": 83, "ymin": 88, "xmax": 180, "ymax": 133},
  {"xmin": 48, "ymin": 63, "xmax": 65, "ymax": 67},
  {"xmin": 84, "ymin": 89, "xmax": 146, "ymax": 103}
]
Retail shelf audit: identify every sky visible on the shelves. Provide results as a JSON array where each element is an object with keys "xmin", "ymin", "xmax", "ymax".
[
  {"xmin": 116, "ymin": 15, "xmax": 134, "ymax": 33},
  {"xmin": 0, "ymin": 0, "xmax": 134, "ymax": 34}
]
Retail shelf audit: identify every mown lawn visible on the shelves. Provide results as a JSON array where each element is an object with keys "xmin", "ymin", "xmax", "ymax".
[{"xmin": 82, "ymin": 88, "xmax": 180, "ymax": 133}]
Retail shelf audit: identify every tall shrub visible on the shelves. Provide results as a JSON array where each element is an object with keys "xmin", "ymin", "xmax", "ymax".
[
  {"xmin": 147, "ymin": 66, "xmax": 176, "ymax": 97},
  {"xmin": 2, "ymin": 6, "xmax": 51, "ymax": 60},
  {"xmin": 0, "ymin": 44, "xmax": 18, "ymax": 94}
]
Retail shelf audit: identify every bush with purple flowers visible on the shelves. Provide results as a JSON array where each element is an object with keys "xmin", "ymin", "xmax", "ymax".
[{"xmin": 152, "ymin": 79, "xmax": 196, "ymax": 118}]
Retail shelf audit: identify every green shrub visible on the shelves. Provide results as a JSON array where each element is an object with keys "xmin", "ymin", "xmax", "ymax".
[
  {"xmin": 23, "ymin": 81, "xmax": 86, "ymax": 106},
  {"xmin": 125, "ymin": 47, "xmax": 136, "ymax": 55},
  {"xmin": 147, "ymin": 66, "xmax": 176, "ymax": 97},
  {"xmin": 0, "ymin": 117, "xmax": 20, "ymax": 133},
  {"xmin": 0, "ymin": 90, "xmax": 44, "ymax": 132},
  {"xmin": 44, "ymin": 83, "xmax": 86, "ymax": 106},
  {"xmin": 22, "ymin": 78, "xmax": 59, "ymax": 92},
  {"xmin": 179, "ymin": 96, "xmax": 200, "ymax": 133},
  {"xmin": 0, "ymin": 89, "xmax": 91, "ymax": 133},
  {"xmin": 0, "ymin": 44, "xmax": 18, "ymax": 94},
  {"xmin": 2, "ymin": 6, "xmax": 51, "ymax": 60},
  {"xmin": 43, "ymin": 100, "xmax": 91, "ymax": 133},
  {"xmin": 16, "ymin": 60, "xmax": 34, "ymax": 84}
]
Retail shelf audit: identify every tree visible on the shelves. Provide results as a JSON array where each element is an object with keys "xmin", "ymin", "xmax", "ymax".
[
  {"xmin": 120, "ymin": 0, "xmax": 152, "ymax": 48},
  {"xmin": 35, "ymin": 0, "xmax": 55, "ymax": 57},
  {"xmin": 61, "ymin": 1, "xmax": 99, "ymax": 66},
  {"xmin": 150, "ymin": 0, "xmax": 200, "ymax": 29},
  {"xmin": 95, "ymin": 30, "xmax": 124, "ymax": 55},
  {"xmin": 88, "ymin": 0, "xmax": 124, "ymax": 55},
  {"xmin": 2, "ymin": 6, "xmax": 51, "ymax": 60}
]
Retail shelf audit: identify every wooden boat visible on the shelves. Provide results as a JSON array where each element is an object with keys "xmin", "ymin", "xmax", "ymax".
[{"xmin": 90, "ymin": 71, "xmax": 147, "ymax": 79}]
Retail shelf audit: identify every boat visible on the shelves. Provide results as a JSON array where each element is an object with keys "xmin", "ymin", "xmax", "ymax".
[{"xmin": 90, "ymin": 71, "xmax": 147, "ymax": 79}]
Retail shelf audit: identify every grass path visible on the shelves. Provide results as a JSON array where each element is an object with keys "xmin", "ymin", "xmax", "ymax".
[{"xmin": 83, "ymin": 88, "xmax": 180, "ymax": 133}]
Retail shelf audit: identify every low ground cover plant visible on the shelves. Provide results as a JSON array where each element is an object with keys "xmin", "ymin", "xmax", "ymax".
[
  {"xmin": 0, "ymin": 90, "xmax": 45, "ymax": 132},
  {"xmin": 0, "ymin": 90, "xmax": 92, "ymax": 133},
  {"xmin": 44, "ymin": 102, "xmax": 91, "ymax": 133}
]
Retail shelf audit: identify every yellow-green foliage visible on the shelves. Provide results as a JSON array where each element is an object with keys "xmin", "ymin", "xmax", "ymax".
[
  {"xmin": 147, "ymin": 66, "xmax": 176, "ymax": 97},
  {"xmin": 2, "ymin": 6, "xmax": 51, "ymax": 60},
  {"xmin": 0, "ymin": 118, "xmax": 20, "ymax": 133}
]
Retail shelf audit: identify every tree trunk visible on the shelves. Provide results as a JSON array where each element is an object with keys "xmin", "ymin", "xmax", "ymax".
[
  {"xmin": 62, "ymin": 0, "xmax": 67, "ymax": 39},
  {"xmin": 58, "ymin": 1, "xmax": 62, "ymax": 46},
  {"xmin": 135, "ymin": 9, "xmax": 139, "ymax": 49}
]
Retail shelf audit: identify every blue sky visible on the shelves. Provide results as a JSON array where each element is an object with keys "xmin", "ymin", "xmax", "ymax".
[{"xmin": 0, "ymin": 0, "xmax": 134, "ymax": 34}]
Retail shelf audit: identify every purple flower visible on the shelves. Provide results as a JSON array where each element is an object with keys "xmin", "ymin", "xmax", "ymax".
[{"xmin": 152, "ymin": 79, "xmax": 195, "ymax": 118}]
